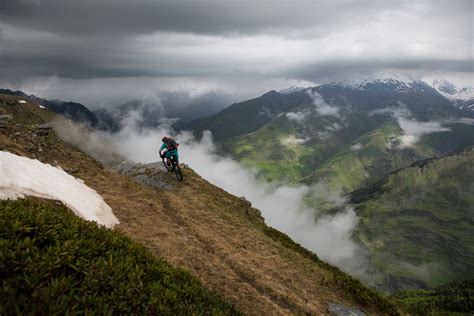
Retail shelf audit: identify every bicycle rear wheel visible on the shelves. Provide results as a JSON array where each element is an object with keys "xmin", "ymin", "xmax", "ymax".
[{"xmin": 174, "ymin": 163, "xmax": 183, "ymax": 181}]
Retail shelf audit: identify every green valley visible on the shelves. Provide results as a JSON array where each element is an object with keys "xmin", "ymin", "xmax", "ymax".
[
  {"xmin": 179, "ymin": 80, "xmax": 474, "ymax": 293},
  {"xmin": 350, "ymin": 146, "xmax": 474, "ymax": 291}
]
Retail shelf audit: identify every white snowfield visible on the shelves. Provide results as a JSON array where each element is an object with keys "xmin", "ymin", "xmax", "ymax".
[{"xmin": 0, "ymin": 151, "xmax": 119, "ymax": 228}]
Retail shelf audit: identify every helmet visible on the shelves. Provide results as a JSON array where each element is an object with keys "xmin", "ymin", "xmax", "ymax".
[{"xmin": 162, "ymin": 136, "xmax": 168, "ymax": 142}]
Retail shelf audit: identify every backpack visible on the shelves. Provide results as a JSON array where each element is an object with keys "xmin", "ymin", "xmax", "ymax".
[{"xmin": 166, "ymin": 138, "xmax": 179, "ymax": 151}]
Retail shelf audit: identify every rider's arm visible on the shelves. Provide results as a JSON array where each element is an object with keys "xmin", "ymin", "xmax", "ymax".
[{"xmin": 159, "ymin": 143, "xmax": 166, "ymax": 156}]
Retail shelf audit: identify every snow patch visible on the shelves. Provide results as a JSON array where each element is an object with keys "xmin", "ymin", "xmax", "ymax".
[
  {"xmin": 0, "ymin": 151, "xmax": 119, "ymax": 228},
  {"xmin": 279, "ymin": 86, "xmax": 306, "ymax": 94},
  {"xmin": 18, "ymin": 100, "xmax": 27, "ymax": 104},
  {"xmin": 336, "ymin": 74, "xmax": 418, "ymax": 90},
  {"xmin": 430, "ymin": 78, "xmax": 474, "ymax": 102},
  {"xmin": 37, "ymin": 104, "xmax": 45, "ymax": 109}
]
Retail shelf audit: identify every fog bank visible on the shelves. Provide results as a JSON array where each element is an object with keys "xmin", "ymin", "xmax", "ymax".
[{"xmin": 105, "ymin": 121, "xmax": 370, "ymax": 277}]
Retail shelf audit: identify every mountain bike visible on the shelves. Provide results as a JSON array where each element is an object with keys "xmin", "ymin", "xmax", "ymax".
[{"xmin": 162, "ymin": 155, "xmax": 183, "ymax": 182}]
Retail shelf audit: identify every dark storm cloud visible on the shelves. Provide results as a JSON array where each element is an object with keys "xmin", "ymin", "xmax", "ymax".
[
  {"xmin": 0, "ymin": 0, "xmax": 406, "ymax": 36},
  {"xmin": 0, "ymin": 0, "xmax": 472, "ymax": 93},
  {"xmin": 288, "ymin": 58, "xmax": 474, "ymax": 83}
]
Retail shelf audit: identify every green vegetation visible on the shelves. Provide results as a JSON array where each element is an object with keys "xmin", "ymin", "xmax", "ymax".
[
  {"xmin": 223, "ymin": 111, "xmax": 389, "ymax": 184},
  {"xmin": 0, "ymin": 93, "xmax": 54, "ymax": 124},
  {"xmin": 392, "ymin": 279, "xmax": 474, "ymax": 315},
  {"xmin": 303, "ymin": 121, "xmax": 438, "ymax": 213},
  {"xmin": 223, "ymin": 116, "xmax": 311, "ymax": 182},
  {"xmin": 351, "ymin": 147, "xmax": 474, "ymax": 290},
  {"xmin": 185, "ymin": 90, "xmax": 309, "ymax": 141},
  {"xmin": 0, "ymin": 199, "xmax": 240, "ymax": 315},
  {"xmin": 308, "ymin": 122, "xmax": 428, "ymax": 189},
  {"xmin": 263, "ymin": 226, "xmax": 400, "ymax": 316},
  {"xmin": 178, "ymin": 84, "xmax": 474, "ymax": 297},
  {"xmin": 215, "ymin": 98, "xmax": 474, "ymax": 292}
]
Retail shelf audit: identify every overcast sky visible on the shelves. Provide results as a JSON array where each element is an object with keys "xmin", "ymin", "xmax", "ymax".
[{"xmin": 0, "ymin": 0, "xmax": 472, "ymax": 106}]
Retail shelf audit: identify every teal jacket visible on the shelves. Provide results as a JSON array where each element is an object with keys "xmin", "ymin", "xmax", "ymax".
[{"xmin": 160, "ymin": 142, "xmax": 179, "ymax": 160}]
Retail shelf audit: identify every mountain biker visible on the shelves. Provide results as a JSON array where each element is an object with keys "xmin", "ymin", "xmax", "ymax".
[{"xmin": 159, "ymin": 136, "xmax": 179, "ymax": 166}]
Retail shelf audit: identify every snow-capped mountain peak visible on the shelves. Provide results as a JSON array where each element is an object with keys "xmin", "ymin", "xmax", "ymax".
[
  {"xmin": 278, "ymin": 86, "xmax": 308, "ymax": 94},
  {"xmin": 327, "ymin": 74, "xmax": 426, "ymax": 93},
  {"xmin": 430, "ymin": 78, "xmax": 474, "ymax": 101}
]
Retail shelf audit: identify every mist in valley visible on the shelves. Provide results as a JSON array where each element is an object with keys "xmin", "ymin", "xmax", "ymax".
[{"xmin": 54, "ymin": 111, "xmax": 372, "ymax": 280}]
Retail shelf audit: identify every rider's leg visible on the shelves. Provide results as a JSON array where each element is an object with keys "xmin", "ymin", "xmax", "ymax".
[
  {"xmin": 168, "ymin": 150, "xmax": 179, "ymax": 163},
  {"xmin": 165, "ymin": 151, "xmax": 173, "ymax": 165}
]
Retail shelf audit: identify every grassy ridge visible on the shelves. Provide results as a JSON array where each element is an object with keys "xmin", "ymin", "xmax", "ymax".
[
  {"xmin": 392, "ymin": 279, "xmax": 474, "ymax": 315},
  {"xmin": 351, "ymin": 146, "xmax": 474, "ymax": 290},
  {"xmin": 308, "ymin": 122, "xmax": 433, "ymax": 190},
  {"xmin": 0, "ymin": 199, "xmax": 240, "ymax": 315},
  {"xmin": 263, "ymin": 226, "xmax": 400, "ymax": 316}
]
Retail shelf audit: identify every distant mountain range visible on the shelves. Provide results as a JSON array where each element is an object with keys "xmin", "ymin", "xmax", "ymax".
[
  {"xmin": 0, "ymin": 88, "xmax": 104, "ymax": 129},
  {"xmin": 0, "ymin": 88, "xmax": 237, "ymax": 132},
  {"xmin": 98, "ymin": 90, "xmax": 238, "ymax": 131},
  {"xmin": 431, "ymin": 79, "xmax": 474, "ymax": 110},
  {"xmin": 175, "ymin": 77, "xmax": 474, "ymax": 292},
  {"xmin": 2, "ymin": 78, "xmax": 471, "ymax": 133}
]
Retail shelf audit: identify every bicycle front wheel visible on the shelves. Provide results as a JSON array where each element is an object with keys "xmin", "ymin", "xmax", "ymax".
[{"xmin": 162, "ymin": 157, "xmax": 174, "ymax": 172}]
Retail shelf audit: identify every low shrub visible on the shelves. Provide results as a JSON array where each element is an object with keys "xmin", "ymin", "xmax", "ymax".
[{"xmin": 0, "ymin": 199, "xmax": 240, "ymax": 315}]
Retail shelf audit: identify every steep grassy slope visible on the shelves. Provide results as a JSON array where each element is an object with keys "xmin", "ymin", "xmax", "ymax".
[
  {"xmin": 0, "ymin": 94, "xmax": 399, "ymax": 315},
  {"xmin": 0, "ymin": 199, "xmax": 239, "ymax": 315},
  {"xmin": 350, "ymin": 147, "xmax": 474, "ymax": 291}
]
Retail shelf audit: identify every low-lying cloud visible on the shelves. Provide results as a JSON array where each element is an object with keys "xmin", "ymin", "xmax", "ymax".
[
  {"xmin": 285, "ymin": 110, "xmax": 310, "ymax": 122},
  {"xmin": 119, "ymin": 127, "xmax": 368, "ymax": 276},
  {"xmin": 371, "ymin": 107, "xmax": 451, "ymax": 148},
  {"xmin": 397, "ymin": 116, "xmax": 450, "ymax": 148},
  {"xmin": 280, "ymin": 135, "xmax": 309, "ymax": 146},
  {"xmin": 307, "ymin": 90, "xmax": 340, "ymax": 117},
  {"xmin": 55, "ymin": 114, "xmax": 370, "ymax": 279}
]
